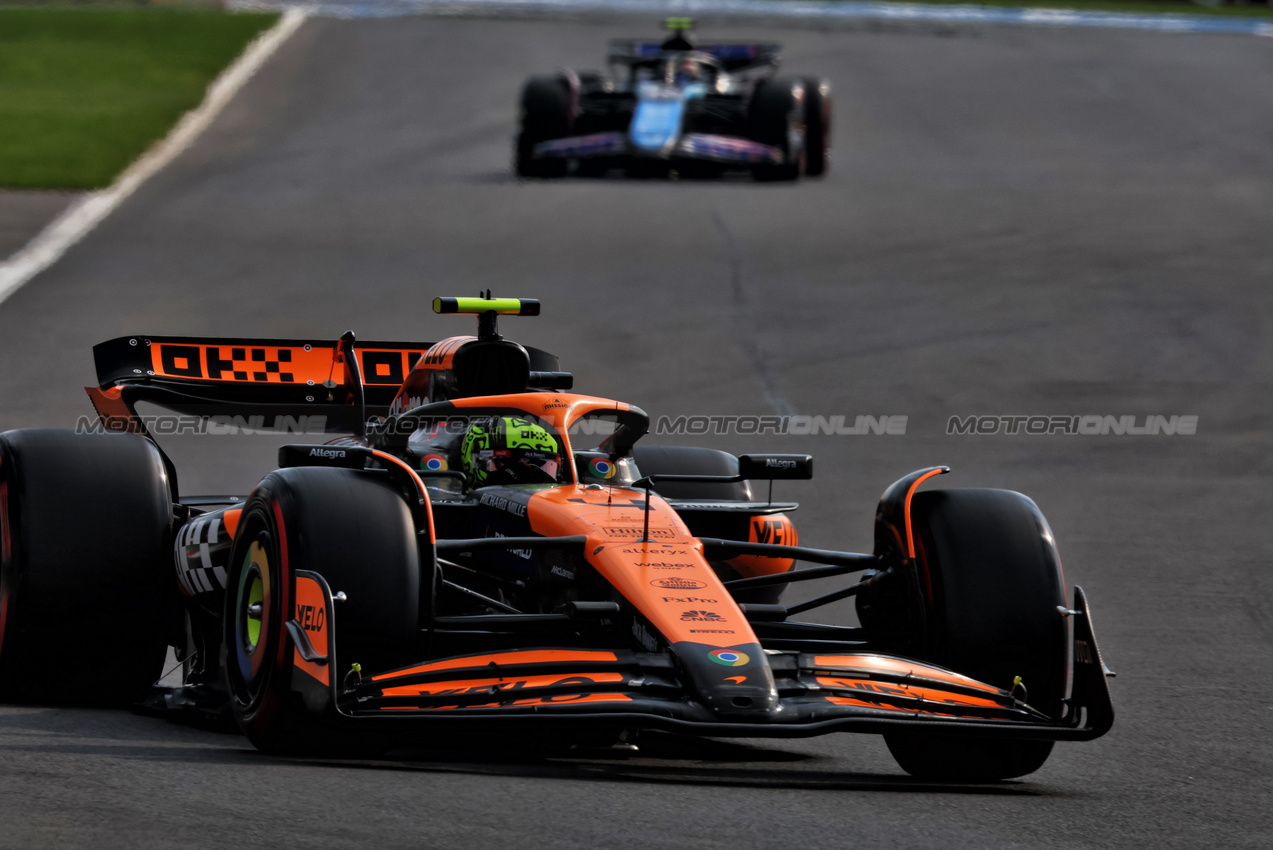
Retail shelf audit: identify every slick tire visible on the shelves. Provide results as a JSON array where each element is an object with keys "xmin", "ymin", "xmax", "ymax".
[
  {"xmin": 749, "ymin": 78, "xmax": 805, "ymax": 182},
  {"xmin": 224, "ymin": 467, "xmax": 420, "ymax": 756},
  {"xmin": 0, "ymin": 429, "xmax": 172, "ymax": 706},
  {"xmin": 515, "ymin": 76, "xmax": 571, "ymax": 178},
  {"xmin": 631, "ymin": 446, "xmax": 752, "ymax": 502},
  {"xmin": 884, "ymin": 489, "xmax": 1068, "ymax": 781},
  {"xmin": 801, "ymin": 78, "xmax": 831, "ymax": 177}
]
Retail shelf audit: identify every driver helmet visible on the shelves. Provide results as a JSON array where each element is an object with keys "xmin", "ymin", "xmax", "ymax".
[
  {"xmin": 462, "ymin": 416, "xmax": 562, "ymax": 487},
  {"xmin": 675, "ymin": 58, "xmax": 703, "ymax": 83}
]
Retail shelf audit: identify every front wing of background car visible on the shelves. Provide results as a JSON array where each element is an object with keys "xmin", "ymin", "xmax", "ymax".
[
  {"xmin": 281, "ymin": 571, "xmax": 1113, "ymax": 741},
  {"xmin": 533, "ymin": 132, "xmax": 784, "ymax": 166}
]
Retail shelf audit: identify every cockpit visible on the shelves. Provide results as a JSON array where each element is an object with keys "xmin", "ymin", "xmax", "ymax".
[
  {"xmin": 623, "ymin": 51, "xmax": 725, "ymax": 90},
  {"xmin": 403, "ymin": 401, "xmax": 644, "ymax": 498}
]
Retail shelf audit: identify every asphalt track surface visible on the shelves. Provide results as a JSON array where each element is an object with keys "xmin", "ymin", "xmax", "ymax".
[{"xmin": 1, "ymin": 14, "xmax": 1272, "ymax": 849}]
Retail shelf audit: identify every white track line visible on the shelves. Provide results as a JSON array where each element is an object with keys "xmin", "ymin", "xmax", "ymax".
[{"xmin": 0, "ymin": 8, "xmax": 308, "ymax": 310}]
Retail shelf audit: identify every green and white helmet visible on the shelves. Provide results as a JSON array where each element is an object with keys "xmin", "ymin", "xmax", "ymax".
[{"xmin": 461, "ymin": 416, "xmax": 562, "ymax": 487}]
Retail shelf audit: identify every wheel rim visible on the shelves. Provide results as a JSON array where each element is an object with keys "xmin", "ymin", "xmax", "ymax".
[
  {"xmin": 232, "ymin": 536, "xmax": 273, "ymax": 702},
  {"xmin": 244, "ymin": 571, "xmax": 264, "ymax": 650}
]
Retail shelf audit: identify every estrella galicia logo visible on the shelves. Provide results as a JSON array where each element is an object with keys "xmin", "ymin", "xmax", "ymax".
[{"xmin": 650, "ymin": 577, "xmax": 707, "ymax": 590}]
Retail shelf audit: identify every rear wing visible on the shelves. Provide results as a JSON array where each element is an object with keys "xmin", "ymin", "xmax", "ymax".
[
  {"xmin": 87, "ymin": 334, "xmax": 434, "ymax": 436},
  {"xmin": 606, "ymin": 40, "xmax": 781, "ymax": 72}
]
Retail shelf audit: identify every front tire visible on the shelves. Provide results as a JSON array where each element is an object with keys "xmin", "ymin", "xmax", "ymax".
[
  {"xmin": 0, "ymin": 429, "xmax": 172, "ymax": 706},
  {"xmin": 801, "ymin": 78, "xmax": 831, "ymax": 177},
  {"xmin": 749, "ymin": 79, "xmax": 805, "ymax": 182},
  {"xmin": 515, "ymin": 76, "xmax": 571, "ymax": 178},
  {"xmin": 225, "ymin": 467, "xmax": 420, "ymax": 755},
  {"xmin": 883, "ymin": 489, "xmax": 1068, "ymax": 780}
]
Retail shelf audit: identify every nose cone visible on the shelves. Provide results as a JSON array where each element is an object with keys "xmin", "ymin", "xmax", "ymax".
[
  {"xmin": 673, "ymin": 642, "xmax": 779, "ymax": 719},
  {"xmin": 630, "ymin": 90, "xmax": 686, "ymax": 153}
]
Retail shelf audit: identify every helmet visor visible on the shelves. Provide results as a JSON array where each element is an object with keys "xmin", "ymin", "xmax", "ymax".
[{"xmin": 473, "ymin": 448, "xmax": 562, "ymax": 485}]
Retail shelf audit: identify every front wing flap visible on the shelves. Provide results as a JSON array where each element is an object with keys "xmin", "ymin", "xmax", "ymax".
[
  {"xmin": 533, "ymin": 132, "xmax": 783, "ymax": 166},
  {"xmin": 288, "ymin": 573, "xmax": 1113, "ymax": 740}
]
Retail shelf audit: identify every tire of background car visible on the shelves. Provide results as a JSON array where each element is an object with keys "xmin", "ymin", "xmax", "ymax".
[
  {"xmin": 748, "ymin": 78, "xmax": 805, "ymax": 182},
  {"xmin": 883, "ymin": 488, "xmax": 1068, "ymax": 781},
  {"xmin": 0, "ymin": 429, "xmax": 173, "ymax": 706},
  {"xmin": 224, "ymin": 467, "xmax": 420, "ymax": 755},
  {"xmin": 800, "ymin": 78, "xmax": 831, "ymax": 177},
  {"xmin": 514, "ymin": 75, "xmax": 572, "ymax": 178},
  {"xmin": 630, "ymin": 446, "xmax": 752, "ymax": 502}
]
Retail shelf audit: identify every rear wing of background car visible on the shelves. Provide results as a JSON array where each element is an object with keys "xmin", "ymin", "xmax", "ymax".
[
  {"xmin": 87, "ymin": 333, "xmax": 436, "ymax": 437},
  {"xmin": 606, "ymin": 40, "xmax": 782, "ymax": 73}
]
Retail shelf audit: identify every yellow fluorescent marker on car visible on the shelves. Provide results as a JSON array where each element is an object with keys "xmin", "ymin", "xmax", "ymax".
[{"xmin": 432, "ymin": 297, "xmax": 541, "ymax": 315}]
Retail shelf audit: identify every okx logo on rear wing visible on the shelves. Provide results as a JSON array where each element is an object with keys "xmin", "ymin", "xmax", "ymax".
[{"xmin": 86, "ymin": 334, "xmax": 433, "ymax": 436}]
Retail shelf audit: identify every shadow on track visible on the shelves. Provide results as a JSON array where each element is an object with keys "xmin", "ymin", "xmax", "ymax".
[
  {"xmin": 301, "ymin": 731, "xmax": 1046, "ymax": 796},
  {"xmin": 0, "ymin": 709, "xmax": 1045, "ymax": 796}
]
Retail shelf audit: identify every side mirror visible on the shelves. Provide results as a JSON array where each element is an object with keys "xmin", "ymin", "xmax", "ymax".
[{"xmin": 737, "ymin": 454, "xmax": 813, "ymax": 480}]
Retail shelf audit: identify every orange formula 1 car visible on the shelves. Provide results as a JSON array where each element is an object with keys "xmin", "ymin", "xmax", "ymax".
[{"xmin": 0, "ymin": 297, "xmax": 1112, "ymax": 779}]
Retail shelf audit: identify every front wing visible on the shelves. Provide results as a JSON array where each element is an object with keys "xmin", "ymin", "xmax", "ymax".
[
  {"xmin": 533, "ymin": 132, "xmax": 784, "ymax": 166},
  {"xmin": 287, "ymin": 572, "xmax": 1113, "ymax": 741}
]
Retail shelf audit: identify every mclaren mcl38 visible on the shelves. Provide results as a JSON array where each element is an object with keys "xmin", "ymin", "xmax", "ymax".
[{"xmin": 0, "ymin": 297, "xmax": 1112, "ymax": 779}]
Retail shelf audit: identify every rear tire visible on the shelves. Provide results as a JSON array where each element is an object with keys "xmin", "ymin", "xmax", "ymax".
[
  {"xmin": 883, "ymin": 489, "xmax": 1067, "ymax": 780},
  {"xmin": 224, "ymin": 467, "xmax": 420, "ymax": 755},
  {"xmin": 631, "ymin": 446, "xmax": 752, "ymax": 502},
  {"xmin": 0, "ymin": 429, "xmax": 172, "ymax": 706},
  {"xmin": 749, "ymin": 79, "xmax": 804, "ymax": 182},
  {"xmin": 515, "ymin": 76, "xmax": 571, "ymax": 178},
  {"xmin": 801, "ymin": 78, "xmax": 831, "ymax": 177}
]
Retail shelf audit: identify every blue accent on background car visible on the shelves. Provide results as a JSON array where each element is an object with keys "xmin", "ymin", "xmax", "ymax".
[
  {"xmin": 705, "ymin": 45, "xmax": 757, "ymax": 60},
  {"xmin": 630, "ymin": 82, "xmax": 707, "ymax": 153},
  {"xmin": 630, "ymin": 43, "xmax": 760, "ymax": 59}
]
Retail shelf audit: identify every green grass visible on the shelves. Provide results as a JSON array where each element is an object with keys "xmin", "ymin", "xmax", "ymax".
[{"xmin": 0, "ymin": 6, "xmax": 278, "ymax": 190}]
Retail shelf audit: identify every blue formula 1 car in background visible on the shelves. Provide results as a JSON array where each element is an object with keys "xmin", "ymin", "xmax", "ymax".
[{"xmin": 514, "ymin": 19, "xmax": 831, "ymax": 181}]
